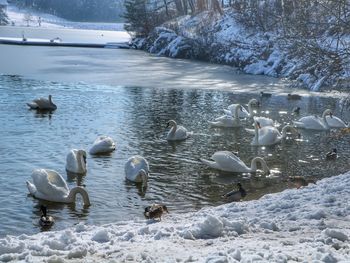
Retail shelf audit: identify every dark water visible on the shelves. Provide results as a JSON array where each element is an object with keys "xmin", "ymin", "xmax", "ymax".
[{"xmin": 0, "ymin": 74, "xmax": 349, "ymax": 237}]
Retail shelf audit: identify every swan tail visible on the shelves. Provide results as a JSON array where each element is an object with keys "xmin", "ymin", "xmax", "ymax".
[
  {"xmin": 26, "ymin": 181, "xmax": 37, "ymax": 195},
  {"xmin": 27, "ymin": 102, "xmax": 38, "ymax": 109},
  {"xmin": 209, "ymin": 121, "xmax": 223, "ymax": 127},
  {"xmin": 245, "ymin": 128, "xmax": 255, "ymax": 135},
  {"xmin": 223, "ymin": 109, "xmax": 232, "ymax": 115},
  {"xmin": 199, "ymin": 158, "xmax": 220, "ymax": 170}
]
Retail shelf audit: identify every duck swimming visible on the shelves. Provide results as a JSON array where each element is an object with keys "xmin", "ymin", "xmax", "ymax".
[
  {"xmin": 288, "ymin": 176, "xmax": 316, "ymax": 189},
  {"xmin": 326, "ymin": 148, "xmax": 337, "ymax": 160},
  {"xmin": 287, "ymin": 94, "xmax": 302, "ymax": 100},
  {"xmin": 222, "ymin": 183, "xmax": 247, "ymax": 202},
  {"xmin": 144, "ymin": 204, "xmax": 169, "ymax": 220},
  {"xmin": 260, "ymin": 91, "xmax": 272, "ymax": 98},
  {"xmin": 39, "ymin": 205, "xmax": 54, "ymax": 227}
]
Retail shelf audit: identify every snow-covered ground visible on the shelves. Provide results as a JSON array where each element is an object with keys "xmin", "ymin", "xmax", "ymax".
[
  {"xmin": 1, "ymin": 171, "xmax": 349, "ymax": 262},
  {"xmin": 5, "ymin": 5, "xmax": 124, "ymax": 31}
]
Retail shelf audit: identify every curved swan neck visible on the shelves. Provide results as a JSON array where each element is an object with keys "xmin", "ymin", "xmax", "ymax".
[
  {"xmin": 140, "ymin": 170, "xmax": 148, "ymax": 188},
  {"xmin": 253, "ymin": 122, "xmax": 259, "ymax": 144},
  {"xmin": 247, "ymin": 99, "xmax": 256, "ymax": 115},
  {"xmin": 48, "ymin": 95, "xmax": 52, "ymax": 103},
  {"xmin": 322, "ymin": 109, "xmax": 331, "ymax": 128},
  {"xmin": 67, "ymin": 187, "xmax": 91, "ymax": 206},
  {"xmin": 77, "ymin": 150, "xmax": 87, "ymax": 173},
  {"xmin": 234, "ymin": 105, "xmax": 241, "ymax": 122},
  {"xmin": 168, "ymin": 120, "xmax": 177, "ymax": 135},
  {"xmin": 251, "ymin": 157, "xmax": 269, "ymax": 174}
]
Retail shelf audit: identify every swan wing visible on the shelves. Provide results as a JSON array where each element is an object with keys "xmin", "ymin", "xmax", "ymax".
[
  {"xmin": 258, "ymin": 127, "xmax": 280, "ymax": 145},
  {"xmin": 209, "ymin": 116, "xmax": 239, "ymax": 127},
  {"xmin": 227, "ymin": 104, "xmax": 249, "ymax": 118},
  {"xmin": 245, "ymin": 128, "xmax": 256, "ymax": 135},
  {"xmin": 31, "ymin": 169, "xmax": 69, "ymax": 198},
  {"xmin": 174, "ymin": 125, "xmax": 190, "ymax": 140},
  {"xmin": 254, "ymin": 116, "xmax": 274, "ymax": 127},
  {"xmin": 294, "ymin": 116, "xmax": 327, "ymax": 130},
  {"xmin": 90, "ymin": 136, "xmax": 116, "ymax": 154},
  {"xmin": 210, "ymin": 151, "xmax": 249, "ymax": 172},
  {"xmin": 326, "ymin": 115, "xmax": 348, "ymax": 128},
  {"xmin": 125, "ymin": 155, "xmax": 149, "ymax": 182}
]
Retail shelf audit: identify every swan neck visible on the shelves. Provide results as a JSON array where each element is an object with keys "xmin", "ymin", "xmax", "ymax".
[
  {"xmin": 141, "ymin": 172, "xmax": 148, "ymax": 188},
  {"xmin": 281, "ymin": 125, "xmax": 290, "ymax": 138},
  {"xmin": 248, "ymin": 100, "xmax": 254, "ymax": 115},
  {"xmin": 234, "ymin": 106, "xmax": 241, "ymax": 121},
  {"xmin": 251, "ymin": 158, "xmax": 258, "ymax": 171},
  {"xmin": 322, "ymin": 111, "xmax": 330, "ymax": 128},
  {"xmin": 77, "ymin": 151, "xmax": 86, "ymax": 173},
  {"xmin": 251, "ymin": 157, "xmax": 268, "ymax": 173},
  {"xmin": 254, "ymin": 123, "xmax": 259, "ymax": 144},
  {"xmin": 170, "ymin": 122, "xmax": 177, "ymax": 135},
  {"xmin": 67, "ymin": 187, "xmax": 91, "ymax": 206}
]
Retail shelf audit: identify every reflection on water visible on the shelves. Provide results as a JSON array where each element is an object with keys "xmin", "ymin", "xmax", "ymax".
[{"xmin": 0, "ymin": 75, "xmax": 349, "ymax": 237}]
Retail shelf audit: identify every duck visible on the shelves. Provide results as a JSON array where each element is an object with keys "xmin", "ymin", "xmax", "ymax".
[
  {"xmin": 66, "ymin": 149, "xmax": 87, "ymax": 174},
  {"xmin": 287, "ymin": 94, "xmax": 302, "ymax": 100},
  {"xmin": 166, "ymin": 120, "xmax": 192, "ymax": 141},
  {"xmin": 210, "ymin": 105, "xmax": 242, "ymax": 127},
  {"xmin": 293, "ymin": 107, "xmax": 301, "ymax": 114},
  {"xmin": 199, "ymin": 151, "xmax": 270, "ymax": 174},
  {"xmin": 293, "ymin": 109, "xmax": 332, "ymax": 130},
  {"xmin": 223, "ymin": 98, "xmax": 259, "ymax": 118},
  {"xmin": 144, "ymin": 204, "xmax": 168, "ymax": 220},
  {"xmin": 249, "ymin": 121, "xmax": 300, "ymax": 146},
  {"xmin": 39, "ymin": 205, "xmax": 54, "ymax": 227},
  {"xmin": 125, "ymin": 155, "xmax": 149, "ymax": 188},
  {"xmin": 27, "ymin": 95, "xmax": 57, "ymax": 111},
  {"xmin": 326, "ymin": 148, "xmax": 337, "ymax": 160},
  {"xmin": 222, "ymin": 183, "xmax": 247, "ymax": 202},
  {"xmin": 288, "ymin": 176, "xmax": 316, "ymax": 189},
  {"xmin": 26, "ymin": 169, "xmax": 91, "ymax": 206},
  {"xmin": 260, "ymin": 91, "xmax": 272, "ymax": 98},
  {"xmin": 325, "ymin": 112, "xmax": 348, "ymax": 128},
  {"xmin": 89, "ymin": 136, "xmax": 116, "ymax": 155}
]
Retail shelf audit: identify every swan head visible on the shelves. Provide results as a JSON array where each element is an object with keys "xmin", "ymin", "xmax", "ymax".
[
  {"xmin": 166, "ymin": 120, "xmax": 177, "ymax": 128},
  {"xmin": 249, "ymin": 98, "xmax": 260, "ymax": 107},
  {"xmin": 255, "ymin": 121, "xmax": 261, "ymax": 129},
  {"xmin": 78, "ymin": 150, "xmax": 87, "ymax": 164},
  {"xmin": 322, "ymin": 109, "xmax": 332, "ymax": 118}
]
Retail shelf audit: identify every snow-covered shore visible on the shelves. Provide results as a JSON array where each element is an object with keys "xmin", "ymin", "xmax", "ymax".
[{"xmin": 1, "ymin": 171, "xmax": 349, "ymax": 262}]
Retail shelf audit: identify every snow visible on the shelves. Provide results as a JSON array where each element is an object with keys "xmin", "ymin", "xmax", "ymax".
[{"xmin": 0, "ymin": 171, "xmax": 349, "ymax": 262}]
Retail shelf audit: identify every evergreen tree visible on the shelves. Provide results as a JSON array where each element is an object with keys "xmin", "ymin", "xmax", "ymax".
[{"xmin": 0, "ymin": 6, "xmax": 8, "ymax": 25}]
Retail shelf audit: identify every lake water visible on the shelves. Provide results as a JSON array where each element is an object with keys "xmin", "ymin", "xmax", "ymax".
[{"xmin": 0, "ymin": 26, "xmax": 349, "ymax": 237}]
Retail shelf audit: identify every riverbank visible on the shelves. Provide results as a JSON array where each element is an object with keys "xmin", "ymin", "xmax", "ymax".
[
  {"xmin": 1, "ymin": 171, "xmax": 349, "ymax": 262},
  {"xmin": 132, "ymin": 10, "xmax": 350, "ymax": 92}
]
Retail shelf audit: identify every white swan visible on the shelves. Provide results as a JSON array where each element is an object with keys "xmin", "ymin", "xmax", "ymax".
[
  {"xmin": 210, "ymin": 105, "xmax": 242, "ymax": 127},
  {"xmin": 66, "ymin": 149, "xmax": 87, "ymax": 174},
  {"xmin": 245, "ymin": 116, "xmax": 276, "ymax": 135},
  {"xmin": 166, "ymin": 120, "xmax": 191, "ymax": 141},
  {"xmin": 89, "ymin": 136, "xmax": 116, "ymax": 154},
  {"xmin": 223, "ymin": 99, "xmax": 259, "ymax": 118},
  {"xmin": 125, "ymin": 155, "xmax": 149, "ymax": 188},
  {"xmin": 293, "ymin": 109, "xmax": 332, "ymax": 130},
  {"xmin": 249, "ymin": 122, "xmax": 300, "ymax": 146},
  {"xmin": 325, "ymin": 113, "xmax": 348, "ymax": 128},
  {"xmin": 26, "ymin": 169, "xmax": 90, "ymax": 205},
  {"xmin": 27, "ymin": 95, "xmax": 57, "ymax": 111},
  {"xmin": 200, "ymin": 151, "xmax": 270, "ymax": 174}
]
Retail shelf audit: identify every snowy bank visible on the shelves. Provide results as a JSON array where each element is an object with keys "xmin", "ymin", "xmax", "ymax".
[
  {"xmin": 1, "ymin": 171, "xmax": 349, "ymax": 262},
  {"xmin": 133, "ymin": 11, "xmax": 350, "ymax": 92}
]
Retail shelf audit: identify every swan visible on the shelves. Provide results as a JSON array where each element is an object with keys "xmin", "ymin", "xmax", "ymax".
[
  {"xmin": 223, "ymin": 98, "xmax": 259, "ymax": 118},
  {"xmin": 166, "ymin": 120, "xmax": 191, "ymax": 141},
  {"xmin": 210, "ymin": 105, "xmax": 242, "ymax": 127},
  {"xmin": 66, "ymin": 149, "xmax": 87, "ymax": 174},
  {"xmin": 293, "ymin": 109, "xmax": 332, "ymax": 130},
  {"xmin": 245, "ymin": 117, "xmax": 277, "ymax": 135},
  {"xmin": 27, "ymin": 95, "xmax": 57, "ymax": 111},
  {"xmin": 249, "ymin": 121, "xmax": 300, "ymax": 146},
  {"xmin": 89, "ymin": 136, "xmax": 116, "ymax": 154},
  {"xmin": 325, "ymin": 113, "xmax": 348, "ymax": 128},
  {"xmin": 125, "ymin": 155, "xmax": 149, "ymax": 188},
  {"xmin": 222, "ymin": 183, "xmax": 247, "ymax": 202},
  {"xmin": 199, "ymin": 151, "xmax": 270, "ymax": 174},
  {"xmin": 39, "ymin": 205, "xmax": 54, "ymax": 227},
  {"xmin": 26, "ymin": 169, "xmax": 91, "ymax": 205}
]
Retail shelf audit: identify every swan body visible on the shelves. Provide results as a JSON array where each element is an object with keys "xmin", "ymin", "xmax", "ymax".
[
  {"xmin": 27, "ymin": 95, "xmax": 57, "ymax": 111},
  {"xmin": 166, "ymin": 120, "xmax": 191, "ymax": 141},
  {"xmin": 250, "ymin": 122, "xmax": 299, "ymax": 146},
  {"xmin": 245, "ymin": 116, "xmax": 277, "ymax": 135},
  {"xmin": 125, "ymin": 155, "xmax": 149, "ymax": 187},
  {"xmin": 210, "ymin": 105, "xmax": 242, "ymax": 127},
  {"xmin": 89, "ymin": 136, "xmax": 116, "ymax": 154},
  {"xmin": 66, "ymin": 149, "xmax": 87, "ymax": 174},
  {"xmin": 325, "ymin": 115, "xmax": 348, "ymax": 128},
  {"xmin": 200, "ymin": 151, "xmax": 270, "ymax": 174},
  {"xmin": 26, "ymin": 169, "xmax": 90, "ymax": 206},
  {"xmin": 224, "ymin": 99, "xmax": 259, "ymax": 118},
  {"xmin": 293, "ymin": 109, "xmax": 332, "ymax": 130},
  {"xmin": 222, "ymin": 183, "xmax": 247, "ymax": 202}
]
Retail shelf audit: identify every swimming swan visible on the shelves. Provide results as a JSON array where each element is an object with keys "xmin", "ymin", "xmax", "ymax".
[
  {"xmin": 26, "ymin": 169, "xmax": 91, "ymax": 206},
  {"xmin": 199, "ymin": 151, "xmax": 270, "ymax": 174},
  {"xmin": 66, "ymin": 149, "xmax": 87, "ymax": 174},
  {"xmin": 223, "ymin": 98, "xmax": 259, "ymax": 118},
  {"xmin": 89, "ymin": 136, "xmax": 116, "ymax": 154},
  {"xmin": 166, "ymin": 120, "xmax": 191, "ymax": 141},
  {"xmin": 245, "ymin": 116, "xmax": 276, "ymax": 135},
  {"xmin": 293, "ymin": 109, "xmax": 332, "ymax": 130},
  {"xmin": 325, "ymin": 113, "xmax": 348, "ymax": 128},
  {"xmin": 125, "ymin": 155, "xmax": 149, "ymax": 188},
  {"xmin": 27, "ymin": 95, "xmax": 57, "ymax": 111},
  {"xmin": 210, "ymin": 105, "xmax": 242, "ymax": 127},
  {"xmin": 249, "ymin": 122, "xmax": 300, "ymax": 146}
]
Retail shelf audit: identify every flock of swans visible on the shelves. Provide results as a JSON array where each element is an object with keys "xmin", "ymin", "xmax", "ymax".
[{"xmin": 24, "ymin": 94, "xmax": 348, "ymax": 225}]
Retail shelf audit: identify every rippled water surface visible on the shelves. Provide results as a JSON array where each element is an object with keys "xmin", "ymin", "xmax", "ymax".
[
  {"xmin": 0, "ymin": 75, "xmax": 349, "ymax": 237},
  {"xmin": 0, "ymin": 27, "xmax": 349, "ymax": 237}
]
